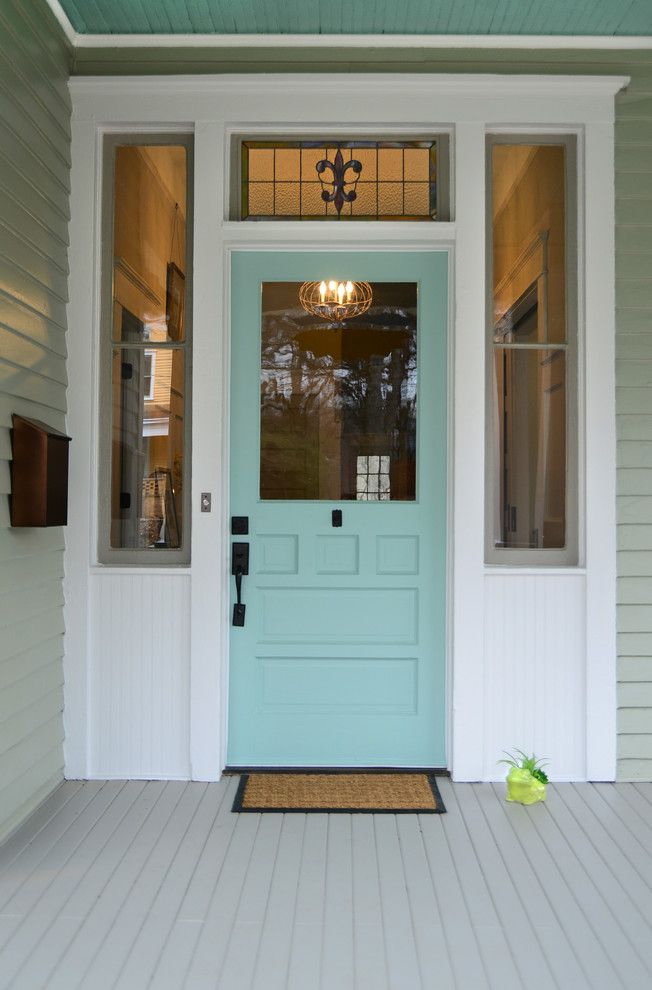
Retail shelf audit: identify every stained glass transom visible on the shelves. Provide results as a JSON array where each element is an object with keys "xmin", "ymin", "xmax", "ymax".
[{"xmin": 242, "ymin": 141, "xmax": 437, "ymax": 220}]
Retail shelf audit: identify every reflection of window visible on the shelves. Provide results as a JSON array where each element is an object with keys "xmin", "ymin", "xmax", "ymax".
[
  {"xmin": 357, "ymin": 455, "xmax": 391, "ymax": 501},
  {"xmin": 143, "ymin": 350, "xmax": 155, "ymax": 400},
  {"xmin": 487, "ymin": 138, "xmax": 576, "ymax": 564},
  {"xmin": 240, "ymin": 139, "xmax": 449, "ymax": 220}
]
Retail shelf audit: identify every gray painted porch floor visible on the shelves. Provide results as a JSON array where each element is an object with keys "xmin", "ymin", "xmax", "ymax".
[{"xmin": 0, "ymin": 778, "xmax": 651, "ymax": 989}]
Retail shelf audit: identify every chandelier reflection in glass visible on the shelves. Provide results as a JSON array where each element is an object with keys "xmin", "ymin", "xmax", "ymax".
[{"xmin": 299, "ymin": 279, "xmax": 373, "ymax": 322}]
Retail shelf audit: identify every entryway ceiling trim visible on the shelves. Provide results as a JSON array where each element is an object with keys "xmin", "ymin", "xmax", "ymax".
[{"xmin": 45, "ymin": 0, "xmax": 652, "ymax": 51}]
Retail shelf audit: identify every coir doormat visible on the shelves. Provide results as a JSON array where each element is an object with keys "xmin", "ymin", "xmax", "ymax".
[{"xmin": 232, "ymin": 771, "xmax": 446, "ymax": 814}]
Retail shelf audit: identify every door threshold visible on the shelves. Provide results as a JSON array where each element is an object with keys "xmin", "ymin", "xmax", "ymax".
[{"xmin": 224, "ymin": 766, "xmax": 451, "ymax": 776}]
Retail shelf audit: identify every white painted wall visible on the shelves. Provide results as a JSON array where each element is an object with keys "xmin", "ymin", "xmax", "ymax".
[{"xmin": 64, "ymin": 74, "xmax": 625, "ymax": 783}]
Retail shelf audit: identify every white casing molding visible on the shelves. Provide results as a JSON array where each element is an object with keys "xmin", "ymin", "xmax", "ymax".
[{"xmin": 64, "ymin": 73, "xmax": 626, "ymax": 782}]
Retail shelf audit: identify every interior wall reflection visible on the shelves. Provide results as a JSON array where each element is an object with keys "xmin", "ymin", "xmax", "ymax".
[{"xmin": 109, "ymin": 144, "xmax": 189, "ymax": 551}]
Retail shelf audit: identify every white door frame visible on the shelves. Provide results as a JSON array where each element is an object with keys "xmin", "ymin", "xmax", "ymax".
[{"xmin": 64, "ymin": 73, "xmax": 626, "ymax": 782}]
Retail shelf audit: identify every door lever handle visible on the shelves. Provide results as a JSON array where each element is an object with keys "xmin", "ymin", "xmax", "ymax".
[
  {"xmin": 232, "ymin": 542, "xmax": 249, "ymax": 626},
  {"xmin": 233, "ymin": 565, "xmax": 245, "ymax": 627}
]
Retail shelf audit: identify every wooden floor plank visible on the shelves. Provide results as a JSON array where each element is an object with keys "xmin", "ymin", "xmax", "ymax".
[
  {"xmin": 148, "ymin": 777, "xmax": 239, "ymax": 987},
  {"xmin": 438, "ymin": 780, "xmax": 530, "ymax": 990},
  {"xmin": 0, "ymin": 781, "xmax": 82, "ymax": 874},
  {"xmin": 395, "ymin": 814, "xmax": 456, "ymax": 990},
  {"xmin": 250, "ymin": 813, "xmax": 306, "ymax": 990},
  {"xmin": 113, "ymin": 781, "xmax": 229, "ymax": 990},
  {"xmin": 479, "ymin": 784, "xmax": 605, "ymax": 989},
  {"xmin": 0, "ymin": 780, "xmax": 106, "ymax": 911},
  {"xmin": 350, "ymin": 814, "xmax": 388, "ymax": 990},
  {"xmin": 541, "ymin": 785, "xmax": 652, "ymax": 987},
  {"xmin": 152, "ymin": 919, "xmax": 203, "ymax": 990},
  {"xmin": 286, "ymin": 813, "xmax": 329, "ymax": 990},
  {"xmin": 572, "ymin": 784, "xmax": 652, "ymax": 890},
  {"xmin": 182, "ymin": 812, "xmax": 261, "ymax": 987},
  {"xmin": 52, "ymin": 783, "xmax": 203, "ymax": 990},
  {"xmin": 217, "ymin": 813, "xmax": 285, "ymax": 990},
  {"xmin": 562, "ymin": 786, "xmax": 652, "ymax": 939},
  {"xmin": 12, "ymin": 781, "xmax": 183, "ymax": 990},
  {"xmin": 374, "ymin": 814, "xmax": 422, "ymax": 990},
  {"xmin": 1, "ymin": 780, "xmax": 652, "ymax": 990},
  {"xmin": 0, "ymin": 781, "xmax": 129, "ymax": 928},
  {"xmin": 0, "ymin": 781, "xmax": 147, "ymax": 989},
  {"xmin": 474, "ymin": 784, "xmax": 592, "ymax": 987},
  {"xmin": 175, "ymin": 776, "xmax": 239, "ymax": 921},
  {"xmin": 599, "ymin": 782, "xmax": 652, "ymax": 838},
  {"xmin": 417, "ymin": 807, "xmax": 490, "ymax": 989},
  {"xmin": 319, "ymin": 815, "xmax": 355, "ymax": 990}
]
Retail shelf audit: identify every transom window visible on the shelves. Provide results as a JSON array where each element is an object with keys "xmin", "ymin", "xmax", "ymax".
[{"xmin": 240, "ymin": 139, "xmax": 446, "ymax": 220}]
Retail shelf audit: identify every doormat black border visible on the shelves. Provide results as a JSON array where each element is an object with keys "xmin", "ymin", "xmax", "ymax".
[{"xmin": 231, "ymin": 770, "xmax": 446, "ymax": 814}]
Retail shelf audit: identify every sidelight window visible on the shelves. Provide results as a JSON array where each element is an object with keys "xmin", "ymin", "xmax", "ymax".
[
  {"xmin": 99, "ymin": 136, "xmax": 193, "ymax": 564},
  {"xmin": 486, "ymin": 137, "xmax": 577, "ymax": 564}
]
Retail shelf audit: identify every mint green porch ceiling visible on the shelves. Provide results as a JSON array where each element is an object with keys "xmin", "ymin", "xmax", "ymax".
[{"xmin": 57, "ymin": 0, "xmax": 652, "ymax": 37}]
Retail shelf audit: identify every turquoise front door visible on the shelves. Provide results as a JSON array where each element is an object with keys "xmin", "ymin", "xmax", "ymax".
[{"xmin": 227, "ymin": 251, "xmax": 447, "ymax": 767}]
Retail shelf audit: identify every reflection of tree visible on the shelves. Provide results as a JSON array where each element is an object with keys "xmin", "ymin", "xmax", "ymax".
[{"xmin": 260, "ymin": 299, "xmax": 417, "ymax": 500}]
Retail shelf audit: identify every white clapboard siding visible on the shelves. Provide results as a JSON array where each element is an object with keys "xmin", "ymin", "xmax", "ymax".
[{"xmin": 0, "ymin": 0, "xmax": 71, "ymax": 844}]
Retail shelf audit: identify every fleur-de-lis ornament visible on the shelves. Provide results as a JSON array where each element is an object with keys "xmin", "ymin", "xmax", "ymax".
[{"xmin": 316, "ymin": 148, "xmax": 363, "ymax": 215}]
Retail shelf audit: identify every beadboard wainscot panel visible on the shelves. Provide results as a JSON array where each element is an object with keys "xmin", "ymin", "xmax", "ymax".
[
  {"xmin": 89, "ymin": 573, "xmax": 191, "ymax": 778},
  {"xmin": 483, "ymin": 574, "xmax": 586, "ymax": 780},
  {"xmin": 0, "ymin": 0, "xmax": 71, "ymax": 842}
]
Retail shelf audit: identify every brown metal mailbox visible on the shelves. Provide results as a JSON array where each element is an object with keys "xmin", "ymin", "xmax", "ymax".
[{"xmin": 10, "ymin": 415, "xmax": 71, "ymax": 527}]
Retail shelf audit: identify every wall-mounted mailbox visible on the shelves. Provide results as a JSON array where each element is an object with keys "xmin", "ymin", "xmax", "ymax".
[{"xmin": 10, "ymin": 415, "xmax": 71, "ymax": 527}]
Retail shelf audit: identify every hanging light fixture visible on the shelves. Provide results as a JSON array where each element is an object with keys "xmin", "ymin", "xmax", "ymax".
[{"xmin": 299, "ymin": 279, "xmax": 373, "ymax": 322}]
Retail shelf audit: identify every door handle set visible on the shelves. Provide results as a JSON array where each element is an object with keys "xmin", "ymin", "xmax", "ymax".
[{"xmin": 231, "ymin": 541, "xmax": 249, "ymax": 626}]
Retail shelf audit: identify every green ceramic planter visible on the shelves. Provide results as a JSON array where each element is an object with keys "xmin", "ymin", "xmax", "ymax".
[{"xmin": 505, "ymin": 767, "xmax": 547, "ymax": 805}]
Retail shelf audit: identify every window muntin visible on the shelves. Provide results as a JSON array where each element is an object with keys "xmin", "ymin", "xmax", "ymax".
[
  {"xmin": 241, "ymin": 140, "xmax": 442, "ymax": 220},
  {"xmin": 487, "ymin": 138, "xmax": 576, "ymax": 563},
  {"xmin": 259, "ymin": 281, "xmax": 417, "ymax": 501},
  {"xmin": 100, "ymin": 138, "xmax": 192, "ymax": 563}
]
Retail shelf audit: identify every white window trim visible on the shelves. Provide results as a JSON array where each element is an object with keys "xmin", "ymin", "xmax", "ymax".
[{"xmin": 64, "ymin": 74, "xmax": 627, "ymax": 784}]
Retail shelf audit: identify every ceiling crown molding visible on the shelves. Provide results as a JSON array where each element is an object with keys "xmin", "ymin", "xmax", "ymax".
[{"xmin": 44, "ymin": 0, "xmax": 652, "ymax": 51}]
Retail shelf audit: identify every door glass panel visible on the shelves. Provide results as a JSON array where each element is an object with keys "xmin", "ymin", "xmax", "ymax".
[{"xmin": 260, "ymin": 281, "xmax": 417, "ymax": 501}]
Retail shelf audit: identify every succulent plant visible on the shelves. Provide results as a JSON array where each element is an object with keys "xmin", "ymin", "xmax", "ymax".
[{"xmin": 499, "ymin": 749, "xmax": 549, "ymax": 785}]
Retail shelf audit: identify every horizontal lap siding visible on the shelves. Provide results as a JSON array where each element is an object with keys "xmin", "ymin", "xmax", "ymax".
[
  {"xmin": 0, "ymin": 0, "xmax": 71, "ymax": 842},
  {"xmin": 614, "ymin": 56, "xmax": 652, "ymax": 781}
]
